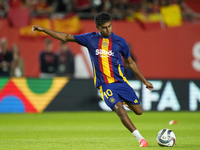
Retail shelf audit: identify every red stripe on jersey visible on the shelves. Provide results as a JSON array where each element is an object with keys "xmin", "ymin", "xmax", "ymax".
[
  {"xmin": 98, "ymin": 37, "xmax": 109, "ymax": 84},
  {"xmin": 108, "ymin": 37, "xmax": 117, "ymax": 82}
]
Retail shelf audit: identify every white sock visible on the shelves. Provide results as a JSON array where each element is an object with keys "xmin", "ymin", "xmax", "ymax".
[{"xmin": 132, "ymin": 130, "xmax": 144, "ymax": 142}]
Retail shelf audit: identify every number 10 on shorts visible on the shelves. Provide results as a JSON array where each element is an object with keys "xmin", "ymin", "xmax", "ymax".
[{"xmin": 104, "ymin": 89, "xmax": 113, "ymax": 99}]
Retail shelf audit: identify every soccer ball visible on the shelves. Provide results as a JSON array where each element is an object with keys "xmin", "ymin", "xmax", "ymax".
[{"xmin": 156, "ymin": 129, "xmax": 176, "ymax": 147}]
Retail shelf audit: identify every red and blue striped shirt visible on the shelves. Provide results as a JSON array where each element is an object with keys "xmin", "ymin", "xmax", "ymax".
[{"xmin": 74, "ymin": 32, "xmax": 130, "ymax": 88}]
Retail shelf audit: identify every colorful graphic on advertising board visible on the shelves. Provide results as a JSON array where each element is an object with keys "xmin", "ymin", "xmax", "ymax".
[{"xmin": 0, "ymin": 78, "xmax": 68, "ymax": 113}]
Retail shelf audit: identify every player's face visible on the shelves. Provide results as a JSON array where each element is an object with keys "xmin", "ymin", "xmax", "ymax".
[{"xmin": 97, "ymin": 21, "xmax": 112, "ymax": 37}]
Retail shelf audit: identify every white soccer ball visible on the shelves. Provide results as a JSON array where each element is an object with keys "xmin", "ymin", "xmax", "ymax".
[{"xmin": 156, "ymin": 129, "xmax": 176, "ymax": 147}]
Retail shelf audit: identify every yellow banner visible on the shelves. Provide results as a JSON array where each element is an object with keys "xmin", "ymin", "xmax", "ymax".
[
  {"xmin": 136, "ymin": 12, "xmax": 161, "ymax": 23},
  {"xmin": 19, "ymin": 18, "xmax": 52, "ymax": 38},
  {"xmin": 160, "ymin": 4, "xmax": 182, "ymax": 27},
  {"xmin": 19, "ymin": 15, "xmax": 82, "ymax": 38},
  {"xmin": 53, "ymin": 15, "xmax": 82, "ymax": 34}
]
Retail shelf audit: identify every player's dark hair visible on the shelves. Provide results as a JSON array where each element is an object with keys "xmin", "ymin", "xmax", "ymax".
[{"xmin": 94, "ymin": 12, "xmax": 112, "ymax": 26}]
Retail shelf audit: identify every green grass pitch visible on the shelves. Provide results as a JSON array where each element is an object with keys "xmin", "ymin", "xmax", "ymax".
[{"xmin": 0, "ymin": 111, "xmax": 199, "ymax": 150}]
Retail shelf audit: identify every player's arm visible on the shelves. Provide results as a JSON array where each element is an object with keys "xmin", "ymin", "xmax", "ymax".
[
  {"xmin": 31, "ymin": 25, "xmax": 76, "ymax": 42},
  {"xmin": 125, "ymin": 56, "xmax": 154, "ymax": 90}
]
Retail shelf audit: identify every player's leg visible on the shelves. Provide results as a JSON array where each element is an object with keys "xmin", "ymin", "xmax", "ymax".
[
  {"xmin": 99, "ymin": 83, "xmax": 148, "ymax": 147},
  {"xmin": 116, "ymin": 82, "xmax": 148, "ymax": 147},
  {"xmin": 113, "ymin": 101, "xmax": 136, "ymax": 132},
  {"xmin": 119, "ymin": 82, "xmax": 143, "ymax": 115},
  {"xmin": 113, "ymin": 101, "xmax": 148, "ymax": 147},
  {"xmin": 99, "ymin": 83, "xmax": 137, "ymax": 132},
  {"xmin": 126, "ymin": 103, "xmax": 143, "ymax": 115}
]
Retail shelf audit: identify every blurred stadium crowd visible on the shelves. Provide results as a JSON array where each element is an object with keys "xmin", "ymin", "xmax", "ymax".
[
  {"xmin": 0, "ymin": 0, "xmax": 200, "ymax": 78},
  {"xmin": 0, "ymin": 36, "xmax": 75, "ymax": 78},
  {"xmin": 0, "ymin": 0, "xmax": 200, "ymax": 21}
]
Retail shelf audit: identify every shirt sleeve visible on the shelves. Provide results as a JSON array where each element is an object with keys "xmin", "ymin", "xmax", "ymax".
[
  {"xmin": 119, "ymin": 38, "xmax": 130, "ymax": 59},
  {"xmin": 74, "ymin": 33, "xmax": 92, "ymax": 47}
]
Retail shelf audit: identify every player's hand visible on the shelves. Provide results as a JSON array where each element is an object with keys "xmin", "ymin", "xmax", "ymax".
[
  {"xmin": 144, "ymin": 81, "xmax": 154, "ymax": 90},
  {"xmin": 31, "ymin": 25, "xmax": 43, "ymax": 33}
]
